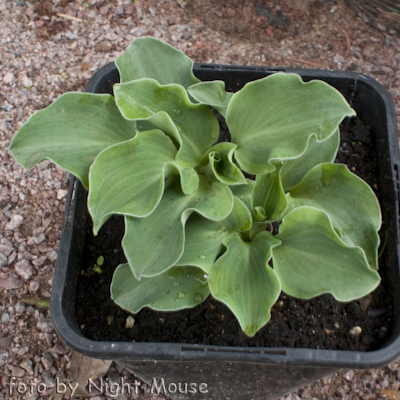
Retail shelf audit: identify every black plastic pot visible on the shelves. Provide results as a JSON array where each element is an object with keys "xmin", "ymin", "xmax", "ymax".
[{"xmin": 51, "ymin": 63, "xmax": 400, "ymax": 400}]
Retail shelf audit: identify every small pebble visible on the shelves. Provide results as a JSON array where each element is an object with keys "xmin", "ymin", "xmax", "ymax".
[
  {"xmin": 56, "ymin": 189, "xmax": 68, "ymax": 200},
  {"xmin": 349, "ymin": 326, "xmax": 362, "ymax": 336},
  {"xmin": 20, "ymin": 359, "xmax": 34, "ymax": 375},
  {"xmin": 9, "ymin": 365, "xmax": 25, "ymax": 377},
  {"xmin": 125, "ymin": 316, "xmax": 135, "ymax": 329},
  {"xmin": 41, "ymin": 352, "xmax": 53, "ymax": 370},
  {"xmin": 1, "ymin": 313, "xmax": 10, "ymax": 323},
  {"xmin": 0, "ymin": 253, "xmax": 7, "ymax": 268},
  {"xmin": 0, "ymin": 103, "xmax": 13, "ymax": 112},
  {"xmin": 47, "ymin": 249, "xmax": 58, "ymax": 262},
  {"xmin": 285, "ymin": 394, "xmax": 302, "ymax": 400},
  {"xmin": 29, "ymin": 280, "xmax": 40, "ymax": 292},
  {"xmin": 115, "ymin": 5, "xmax": 124, "ymax": 15},
  {"xmin": 14, "ymin": 259, "xmax": 33, "ymax": 281},
  {"xmin": 5, "ymin": 215, "xmax": 24, "ymax": 231},
  {"xmin": 37, "ymin": 320, "xmax": 54, "ymax": 333},
  {"xmin": 41, "ymin": 370, "xmax": 56, "ymax": 387},
  {"xmin": 0, "ymin": 277, "xmax": 23, "ymax": 291},
  {"xmin": 65, "ymin": 31, "xmax": 78, "ymax": 40},
  {"xmin": 343, "ymin": 369, "xmax": 354, "ymax": 381}
]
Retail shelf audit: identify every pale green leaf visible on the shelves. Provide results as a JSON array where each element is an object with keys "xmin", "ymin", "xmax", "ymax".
[
  {"xmin": 178, "ymin": 167, "xmax": 200, "ymax": 194},
  {"xmin": 209, "ymin": 232, "xmax": 281, "ymax": 337},
  {"xmin": 176, "ymin": 196, "xmax": 252, "ymax": 273},
  {"xmin": 188, "ymin": 81, "xmax": 233, "ymax": 117},
  {"xmin": 248, "ymin": 221, "xmax": 269, "ymax": 241},
  {"xmin": 273, "ymin": 206, "xmax": 381, "ymax": 301},
  {"xmin": 114, "ymin": 79, "xmax": 219, "ymax": 167},
  {"xmin": 135, "ymin": 119, "xmax": 158, "ymax": 132},
  {"xmin": 252, "ymin": 163, "xmax": 287, "ymax": 222},
  {"xmin": 230, "ymin": 179, "xmax": 256, "ymax": 218},
  {"xmin": 199, "ymin": 142, "xmax": 246, "ymax": 185},
  {"xmin": 8, "ymin": 93, "xmax": 136, "ymax": 188},
  {"xmin": 281, "ymin": 130, "xmax": 340, "ymax": 192},
  {"xmin": 115, "ymin": 36, "xmax": 200, "ymax": 88},
  {"xmin": 88, "ymin": 130, "xmax": 199, "ymax": 235},
  {"xmin": 226, "ymin": 73, "xmax": 356, "ymax": 175},
  {"xmin": 286, "ymin": 163, "xmax": 381, "ymax": 270},
  {"xmin": 111, "ymin": 263, "xmax": 209, "ymax": 313},
  {"xmin": 123, "ymin": 177, "xmax": 234, "ymax": 278}
]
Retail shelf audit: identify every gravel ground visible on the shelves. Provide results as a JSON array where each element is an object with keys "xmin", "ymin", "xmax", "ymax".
[{"xmin": 1, "ymin": 0, "xmax": 400, "ymax": 399}]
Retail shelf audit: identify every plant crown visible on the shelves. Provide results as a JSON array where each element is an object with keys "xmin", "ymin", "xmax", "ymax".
[{"xmin": 9, "ymin": 37, "xmax": 381, "ymax": 337}]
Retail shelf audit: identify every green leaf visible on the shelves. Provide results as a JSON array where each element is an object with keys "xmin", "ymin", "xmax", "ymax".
[
  {"xmin": 115, "ymin": 37, "xmax": 200, "ymax": 88},
  {"xmin": 19, "ymin": 297, "xmax": 51, "ymax": 309},
  {"xmin": 226, "ymin": 73, "xmax": 356, "ymax": 175},
  {"xmin": 248, "ymin": 221, "xmax": 269, "ymax": 241},
  {"xmin": 176, "ymin": 196, "xmax": 252, "ymax": 273},
  {"xmin": 111, "ymin": 263, "xmax": 210, "ymax": 313},
  {"xmin": 114, "ymin": 79, "xmax": 219, "ymax": 167},
  {"xmin": 96, "ymin": 256, "xmax": 104, "ymax": 266},
  {"xmin": 230, "ymin": 179, "xmax": 256, "ymax": 218},
  {"xmin": 122, "ymin": 177, "xmax": 234, "ymax": 279},
  {"xmin": 199, "ymin": 142, "xmax": 246, "ymax": 185},
  {"xmin": 252, "ymin": 163, "xmax": 287, "ymax": 222},
  {"xmin": 209, "ymin": 232, "xmax": 281, "ymax": 337},
  {"xmin": 286, "ymin": 163, "xmax": 381, "ymax": 270},
  {"xmin": 273, "ymin": 206, "xmax": 381, "ymax": 301},
  {"xmin": 8, "ymin": 93, "xmax": 137, "ymax": 188},
  {"xmin": 281, "ymin": 130, "xmax": 340, "ymax": 192},
  {"xmin": 88, "ymin": 130, "xmax": 199, "ymax": 235},
  {"xmin": 188, "ymin": 81, "xmax": 233, "ymax": 117}
]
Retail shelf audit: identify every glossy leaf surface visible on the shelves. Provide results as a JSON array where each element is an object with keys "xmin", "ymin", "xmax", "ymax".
[
  {"xmin": 9, "ymin": 93, "xmax": 136, "ymax": 188},
  {"xmin": 188, "ymin": 81, "xmax": 233, "ymax": 117},
  {"xmin": 274, "ymin": 206, "xmax": 381, "ymax": 301},
  {"xmin": 176, "ymin": 196, "xmax": 252, "ymax": 273},
  {"xmin": 252, "ymin": 163, "xmax": 287, "ymax": 222},
  {"xmin": 286, "ymin": 163, "xmax": 381, "ymax": 270},
  {"xmin": 230, "ymin": 179, "xmax": 256, "ymax": 219},
  {"xmin": 115, "ymin": 36, "xmax": 200, "ymax": 88},
  {"xmin": 226, "ymin": 73, "xmax": 355, "ymax": 174},
  {"xmin": 281, "ymin": 129, "xmax": 340, "ymax": 192},
  {"xmin": 111, "ymin": 263, "xmax": 209, "ymax": 313},
  {"xmin": 114, "ymin": 79, "xmax": 219, "ymax": 167},
  {"xmin": 209, "ymin": 232, "xmax": 281, "ymax": 337},
  {"xmin": 122, "ymin": 177, "xmax": 233, "ymax": 278},
  {"xmin": 88, "ymin": 130, "xmax": 199, "ymax": 234},
  {"xmin": 199, "ymin": 142, "xmax": 246, "ymax": 185}
]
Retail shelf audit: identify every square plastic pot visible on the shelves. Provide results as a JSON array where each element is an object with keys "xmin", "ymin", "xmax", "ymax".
[{"xmin": 51, "ymin": 63, "xmax": 400, "ymax": 400}]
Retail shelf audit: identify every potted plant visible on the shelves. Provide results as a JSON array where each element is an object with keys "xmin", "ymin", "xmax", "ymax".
[{"xmin": 8, "ymin": 38, "xmax": 400, "ymax": 399}]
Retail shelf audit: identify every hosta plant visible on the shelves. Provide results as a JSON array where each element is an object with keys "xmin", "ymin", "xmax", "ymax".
[{"xmin": 9, "ymin": 37, "xmax": 381, "ymax": 337}]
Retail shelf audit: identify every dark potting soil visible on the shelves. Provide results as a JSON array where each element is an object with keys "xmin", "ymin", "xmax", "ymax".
[{"xmin": 74, "ymin": 115, "xmax": 392, "ymax": 351}]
